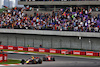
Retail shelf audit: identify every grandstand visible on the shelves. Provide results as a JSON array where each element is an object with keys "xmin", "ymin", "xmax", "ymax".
[{"xmin": 0, "ymin": 6, "xmax": 100, "ymax": 32}]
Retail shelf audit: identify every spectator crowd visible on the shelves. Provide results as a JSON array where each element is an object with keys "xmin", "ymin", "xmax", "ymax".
[{"xmin": 0, "ymin": 7, "xmax": 100, "ymax": 32}]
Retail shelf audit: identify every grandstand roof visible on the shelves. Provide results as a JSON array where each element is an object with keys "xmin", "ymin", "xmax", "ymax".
[{"xmin": 18, "ymin": 1, "xmax": 100, "ymax": 5}]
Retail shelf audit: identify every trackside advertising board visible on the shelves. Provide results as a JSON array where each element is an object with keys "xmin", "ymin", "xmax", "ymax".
[
  {"xmin": 73, "ymin": 50, "xmax": 80, "ymax": 55},
  {"xmin": 61, "ymin": 49, "xmax": 68, "ymax": 54},
  {"xmin": 0, "ymin": 45, "xmax": 3, "ymax": 49},
  {"xmin": 8, "ymin": 45, "xmax": 13, "ymax": 50},
  {"xmin": 3, "ymin": 54, "xmax": 7, "ymax": 62},
  {"xmin": 28, "ymin": 47, "xmax": 34, "ymax": 52},
  {"xmin": 39, "ymin": 48, "xmax": 45, "ymax": 53},
  {"xmin": 86, "ymin": 51, "xmax": 93, "ymax": 56},
  {"xmin": 50, "ymin": 49, "xmax": 56, "ymax": 53},
  {"xmin": 18, "ymin": 46, "xmax": 23, "ymax": 51},
  {"xmin": 0, "ymin": 54, "xmax": 3, "ymax": 62},
  {"xmin": 1, "ymin": 45, "xmax": 100, "ymax": 57}
]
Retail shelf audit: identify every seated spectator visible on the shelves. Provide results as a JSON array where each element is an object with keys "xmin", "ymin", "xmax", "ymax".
[{"xmin": 0, "ymin": 6, "xmax": 100, "ymax": 33}]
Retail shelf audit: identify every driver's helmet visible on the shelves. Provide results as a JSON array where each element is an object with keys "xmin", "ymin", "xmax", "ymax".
[{"xmin": 31, "ymin": 56, "xmax": 34, "ymax": 59}]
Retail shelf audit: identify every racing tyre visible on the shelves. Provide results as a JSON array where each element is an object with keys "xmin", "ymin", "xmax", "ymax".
[
  {"xmin": 32, "ymin": 59, "xmax": 36, "ymax": 64},
  {"xmin": 43, "ymin": 57, "xmax": 46, "ymax": 61},
  {"xmin": 38, "ymin": 59, "xmax": 42, "ymax": 64},
  {"xmin": 46, "ymin": 58, "xmax": 48, "ymax": 60},
  {"xmin": 21, "ymin": 59, "xmax": 25, "ymax": 65},
  {"xmin": 53, "ymin": 58, "xmax": 55, "ymax": 61}
]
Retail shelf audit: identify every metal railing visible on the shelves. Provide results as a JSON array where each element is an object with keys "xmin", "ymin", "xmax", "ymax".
[{"xmin": 34, "ymin": 8, "xmax": 60, "ymax": 11}]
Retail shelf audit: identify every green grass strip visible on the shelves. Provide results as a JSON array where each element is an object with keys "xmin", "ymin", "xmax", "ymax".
[
  {"xmin": 55, "ymin": 48, "xmax": 100, "ymax": 52},
  {"xmin": 0, "ymin": 59, "xmax": 20, "ymax": 64}
]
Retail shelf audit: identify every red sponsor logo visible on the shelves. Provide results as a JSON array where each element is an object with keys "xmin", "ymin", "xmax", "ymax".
[
  {"xmin": 18, "ymin": 46, "xmax": 23, "ymax": 51},
  {"xmin": 73, "ymin": 50, "xmax": 80, "ymax": 55},
  {"xmin": 0, "ymin": 45, "xmax": 3, "ymax": 49},
  {"xmin": 8, "ymin": 46, "xmax": 13, "ymax": 50},
  {"xmin": 61, "ymin": 50, "xmax": 68, "ymax": 54},
  {"xmin": 28, "ymin": 47, "xmax": 34, "ymax": 52},
  {"xmin": 86, "ymin": 51, "xmax": 93, "ymax": 56},
  {"xmin": 50, "ymin": 49, "xmax": 56, "ymax": 53},
  {"xmin": 39, "ymin": 48, "xmax": 45, "ymax": 53}
]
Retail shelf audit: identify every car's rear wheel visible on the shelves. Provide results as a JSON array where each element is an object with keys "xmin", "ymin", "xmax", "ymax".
[
  {"xmin": 43, "ymin": 57, "xmax": 46, "ymax": 61},
  {"xmin": 53, "ymin": 58, "xmax": 55, "ymax": 61},
  {"xmin": 38, "ymin": 59, "xmax": 42, "ymax": 64},
  {"xmin": 46, "ymin": 58, "xmax": 48, "ymax": 60}
]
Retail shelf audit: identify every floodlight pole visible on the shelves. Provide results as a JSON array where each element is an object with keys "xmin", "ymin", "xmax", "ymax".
[
  {"xmin": 79, "ymin": 37, "xmax": 82, "ymax": 49},
  {"xmin": 89, "ymin": 39, "xmax": 92, "ymax": 50}
]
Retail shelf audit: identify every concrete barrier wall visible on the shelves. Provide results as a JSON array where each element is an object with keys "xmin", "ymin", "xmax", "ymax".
[
  {"xmin": 0, "ymin": 29, "xmax": 100, "ymax": 37},
  {"xmin": 0, "ymin": 33, "xmax": 100, "ymax": 50}
]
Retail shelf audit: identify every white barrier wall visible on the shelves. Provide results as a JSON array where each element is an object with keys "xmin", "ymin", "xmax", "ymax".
[
  {"xmin": 0, "ymin": 33, "xmax": 100, "ymax": 50},
  {"xmin": 0, "ymin": 29, "xmax": 100, "ymax": 37},
  {"xmin": 0, "ymin": 29, "xmax": 100, "ymax": 50}
]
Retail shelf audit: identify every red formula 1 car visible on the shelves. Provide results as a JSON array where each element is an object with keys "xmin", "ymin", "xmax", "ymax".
[{"xmin": 43, "ymin": 55, "xmax": 55, "ymax": 61}]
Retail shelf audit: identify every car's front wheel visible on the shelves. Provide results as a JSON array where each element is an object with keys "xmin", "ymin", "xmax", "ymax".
[{"xmin": 21, "ymin": 59, "xmax": 25, "ymax": 64}]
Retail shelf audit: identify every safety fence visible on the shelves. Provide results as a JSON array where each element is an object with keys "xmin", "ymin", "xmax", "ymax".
[{"xmin": 0, "ymin": 45, "xmax": 99, "ymax": 57}]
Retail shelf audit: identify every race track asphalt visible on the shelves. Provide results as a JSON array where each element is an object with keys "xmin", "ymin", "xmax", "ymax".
[{"xmin": 7, "ymin": 54, "xmax": 100, "ymax": 67}]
